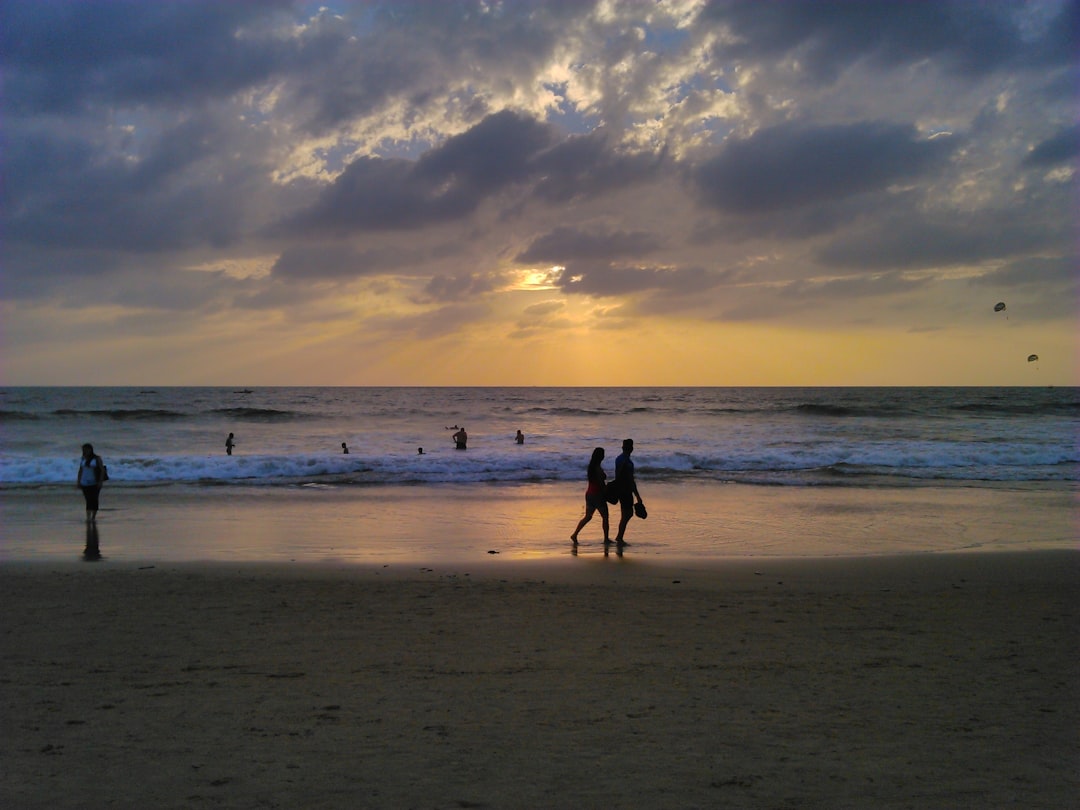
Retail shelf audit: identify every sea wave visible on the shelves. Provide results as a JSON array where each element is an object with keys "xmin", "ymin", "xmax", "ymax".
[
  {"xmin": 0, "ymin": 410, "xmax": 41, "ymax": 421},
  {"xmin": 947, "ymin": 401, "xmax": 1080, "ymax": 415},
  {"xmin": 209, "ymin": 407, "xmax": 308, "ymax": 421},
  {"xmin": 51, "ymin": 408, "xmax": 188, "ymax": 420},
  {"xmin": 793, "ymin": 403, "xmax": 914, "ymax": 418},
  {"xmin": 3, "ymin": 442, "xmax": 1076, "ymax": 489}
]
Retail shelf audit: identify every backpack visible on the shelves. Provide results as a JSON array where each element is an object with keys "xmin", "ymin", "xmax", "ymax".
[{"xmin": 605, "ymin": 479, "xmax": 621, "ymax": 504}]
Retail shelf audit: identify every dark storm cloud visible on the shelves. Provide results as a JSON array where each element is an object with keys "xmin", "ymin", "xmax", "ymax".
[
  {"xmin": 516, "ymin": 226, "xmax": 661, "ymax": 264},
  {"xmin": 697, "ymin": 0, "xmax": 1074, "ymax": 80},
  {"xmin": 692, "ymin": 122, "xmax": 958, "ymax": 214},
  {"xmin": 1, "ymin": 0, "xmax": 294, "ymax": 114},
  {"xmin": 278, "ymin": 111, "xmax": 559, "ymax": 234},
  {"xmin": 414, "ymin": 110, "xmax": 556, "ymax": 193},
  {"xmin": 5, "ymin": 113, "xmax": 263, "ymax": 253},
  {"xmin": 279, "ymin": 111, "xmax": 666, "ymax": 236},
  {"xmin": 530, "ymin": 131, "xmax": 669, "ymax": 203},
  {"xmin": 1021, "ymin": 124, "xmax": 1080, "ymax": 168}
]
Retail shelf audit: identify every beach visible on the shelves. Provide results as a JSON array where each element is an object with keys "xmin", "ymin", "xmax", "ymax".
[
  {"xmin": 2, "ymin": 551, "xmax": 1077, "ymax": 809},
  {"xmin": 2, "ymin": 481, "xmax": 1075, "ymax": 563}
]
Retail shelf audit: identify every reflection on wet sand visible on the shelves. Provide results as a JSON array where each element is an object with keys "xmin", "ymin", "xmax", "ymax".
[{"xmin": 83, "ymin": 522, "xmax": 102, "ymax": 561}]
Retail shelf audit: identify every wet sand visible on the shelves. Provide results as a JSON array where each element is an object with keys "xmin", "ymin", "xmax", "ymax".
[
  {"xmin": 2, "ymin": 551, "xmax": 1077, "ymax": 809},
  {"xmin": 2, "ymin": 481, "xmax": 1075, "ymax": 562}
]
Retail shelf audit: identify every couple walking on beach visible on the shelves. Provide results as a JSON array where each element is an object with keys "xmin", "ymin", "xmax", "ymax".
[{"xmin": 571, "ymin": 438, "xmax": 645, "ymax": 549}]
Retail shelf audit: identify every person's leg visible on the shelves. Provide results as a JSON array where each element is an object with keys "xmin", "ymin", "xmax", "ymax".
[
  {"xmin": 571, "ymin": 502, "xmax": 595, "ymax": 543},
  {"xmin": 574, "ymin": 514, "xmax": 591, "ymax": 546},
  {"xmin": 615, "ymin": 498, "xmax": 633, "ymax": 544},
  {"xmin": 82, "ymin": 486, "xmax": 99, "ymax": 522}
]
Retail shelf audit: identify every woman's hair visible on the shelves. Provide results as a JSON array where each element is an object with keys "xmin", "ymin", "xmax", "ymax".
[{"xmin": 588, "ymin": 447, "xmax": 605, "ymax": 470}]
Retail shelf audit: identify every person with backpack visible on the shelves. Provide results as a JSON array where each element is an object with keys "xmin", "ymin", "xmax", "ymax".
[{"xmin": 76, "ymin": 443, "xmax": 106, "ymax": 522}]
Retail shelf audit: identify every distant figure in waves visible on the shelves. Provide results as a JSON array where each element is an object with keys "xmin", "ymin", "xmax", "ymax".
[
  {"xmin": 417, "ymin": 447, "xmax": 424, "ymax": 455},
  {"xmin": 515, "ymin": 429, "xmax": 525, "ymax": 445},
  {"xmin": 613, "ymin": 438, "xmax": 645, "ymax": 548},
  {"xmin": 341, "ymin": 442, "xmax": 350, "ymax": 454},
  {"xmin": 76, "ymin": 443, "xmax": 105, "ymax": 523},
  {"xmin": 452, "ymin": 426, "xmax": 467, "ymax": 450},
  {"xmin": 225, "ymin": 432, "xmax": 236, "ymax": 455},
  {"xmin": 570, "ymin": 447, "xmax": 610, "ymax": 547}
]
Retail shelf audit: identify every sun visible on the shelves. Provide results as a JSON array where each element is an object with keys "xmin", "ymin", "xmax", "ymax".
[{"xmin": 510, "ymin": 266, "xmax": 564, "ymax": 291}]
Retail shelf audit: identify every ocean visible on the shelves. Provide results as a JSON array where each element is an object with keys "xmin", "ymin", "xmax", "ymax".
[
  {"xmin": 2, "ymin": 386, "xmax": 1077, "ymax": 489},
  {"xmin": 1, "ymin": 387, "xmax": 1077, "ymax": 562}
]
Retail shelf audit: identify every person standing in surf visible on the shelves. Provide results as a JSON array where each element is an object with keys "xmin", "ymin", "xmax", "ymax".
[
  {"xmin": 452, "ymin": 426, "xmax": 468, "ymax": 450},
  {"xmin": 76, "ymin": 443, "xmax": 105, "ymax": 522}
]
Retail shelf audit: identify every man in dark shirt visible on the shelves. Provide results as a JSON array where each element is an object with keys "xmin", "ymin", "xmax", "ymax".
[{"xmin": 613, "ymin": 438, "xmax": 644, "ymax": 547}]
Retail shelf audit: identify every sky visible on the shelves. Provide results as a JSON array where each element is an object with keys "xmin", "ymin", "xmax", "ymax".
[{"xmin": 1, "ymin": 0, "xmax": 1077, "ymax": 386}]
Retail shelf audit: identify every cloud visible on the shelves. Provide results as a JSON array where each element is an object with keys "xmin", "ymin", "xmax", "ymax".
[
  {"xmin": 697, "ymin": 0, "xmax": 1071, "ymax": 81},
  {"xmin": 276, "ymin": 112, "xmax": 669, "ymax": 237},
  {"xmin": 781, "ymin": 271, "xmax": 930, "ymax": 303},
  {"xmin": 522, "ymin": 300, "xmax": 566, "ymax": 318},
  {"xmin": 277, "ymin": 111, "xmax": 559, "ymax": 235},
  {"xmin": 5, "ymin": 110, "xmax": 272, "ymax": 255},
  {"xmin": 1, "ymin": 1, "xmax": 1075, "ymax": 383},
  {"xmin": 530, "ymin": 131, "xmax": 668, "ymax": 203},
  {"xmin": 818, "ymin": 205, "xmax": 1065, "ymax": 271},
  {"xmin": 1022, "ymin": 124, "xmax": 1080, "ymax": 168},
  {"xmin": 974, "ymin": 255, "xmax": 1078, "ymax": 289},
  {"xmin": 557, "ymin": 262, "xmax": 716, "ymax": 298},
  {"xmin": 421, "ymin": 272, "xmax": 506, "ymax": 304},
  {"xmin": 516, "ymin": 226, "xmax": 661, "ymax": 264},
  {"xmin": 1, "ymin": 0, "xmax": 294, "ymax": 114},
  {"xmin": 692, "ymin": 121, "xmax": 958, "ymax": 214},
  {"xmin": 270, "ymin": 244, "xmax": 424, "ymax": 280}
]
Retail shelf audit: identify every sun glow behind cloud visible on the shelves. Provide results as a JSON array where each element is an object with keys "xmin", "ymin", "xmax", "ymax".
[{"xmin": 511, "ymin": 268, "xmax": 565, "ymax": 292}]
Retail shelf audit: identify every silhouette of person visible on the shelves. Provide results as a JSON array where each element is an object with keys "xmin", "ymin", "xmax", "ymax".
[
  {"xmin": 613, "ymin": 438, "xmax": 644, "ymax": 547},
  {"xmin": 452, "ymin": 426, "xmax": 467, "ymax": 450},
  {"xmin": 570, "ymin": 447, "xmax": 609, "ymax": 546},
  {"xmin": 515, "ymin": 430, "xmax": 525, "ymax": 444},
  {"xmin": 417, "ymin": 447, "xmax": 424, "ymax": 455},
  {"xmin": 225, "ymin": 432, "xmax": 236, "ymax": 455},
  {"xmin": 342, "ymin": 442, "xmax": 350, "ymax": 454},
  {"xmin": 76, "ymin": 443, "xmax": 105, "ymax": 522}
]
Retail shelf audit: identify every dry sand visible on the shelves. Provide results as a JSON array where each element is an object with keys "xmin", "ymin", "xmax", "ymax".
[{"xmin": 2, "ymin": 552, "xmax": 1077, "ymax": 809}]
